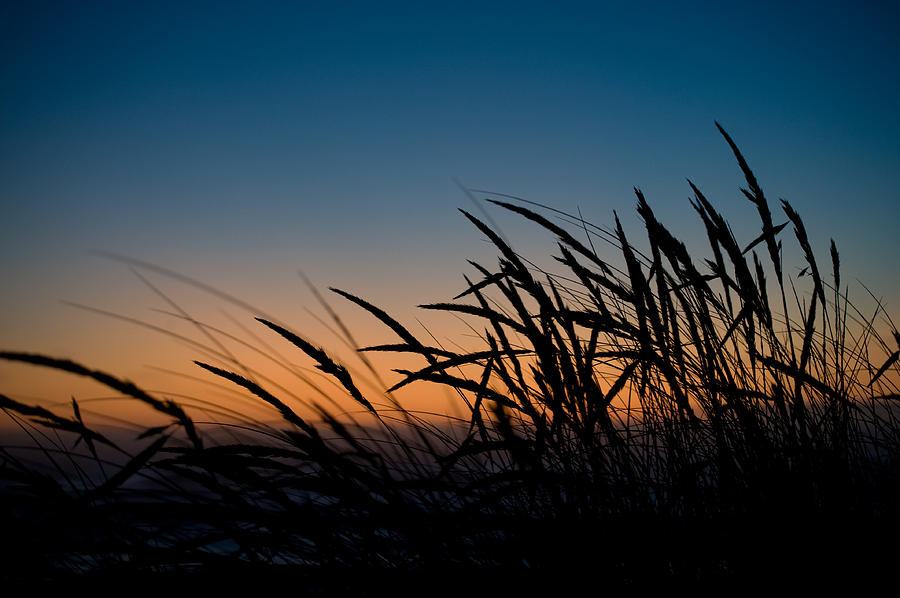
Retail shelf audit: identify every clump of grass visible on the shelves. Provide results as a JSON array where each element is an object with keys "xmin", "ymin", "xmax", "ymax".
[{"xmin": 2, "ymin": 124, "xmax": 899, "ymax": 589}]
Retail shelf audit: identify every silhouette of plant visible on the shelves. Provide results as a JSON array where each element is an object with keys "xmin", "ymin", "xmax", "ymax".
[{"xmin": 2, "ymin": 125, "xmax": 898, "ymax": 590}]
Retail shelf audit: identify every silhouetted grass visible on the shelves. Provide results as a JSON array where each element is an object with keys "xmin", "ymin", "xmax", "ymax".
[{"xmin": 2, "ymin": 125, "xmax": 899, "ymax": 591}]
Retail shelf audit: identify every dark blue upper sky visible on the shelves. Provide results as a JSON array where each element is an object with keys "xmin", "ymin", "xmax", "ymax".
[{"xmin": 2, "ymin": 0, "xmax": 899, "ymax": 367}]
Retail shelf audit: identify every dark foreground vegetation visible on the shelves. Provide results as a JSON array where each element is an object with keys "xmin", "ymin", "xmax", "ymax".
[{"xmin": 2, "ymin": 125, "xmax": 899, "ymax": 591}]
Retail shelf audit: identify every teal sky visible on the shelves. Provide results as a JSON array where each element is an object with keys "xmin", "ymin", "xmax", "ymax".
[{"xmin": 2, "ymin": 0, "xmax": 899, "ymax": 399}]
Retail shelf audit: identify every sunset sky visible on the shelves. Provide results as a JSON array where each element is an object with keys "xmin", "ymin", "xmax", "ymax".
[{"xmin": 2, "ymin": 1, "xmax": 898, "ymax": 423}]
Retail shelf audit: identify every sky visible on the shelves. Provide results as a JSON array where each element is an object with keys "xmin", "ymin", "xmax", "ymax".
[{"xmin": 2, "ymin": 0, "xmax": 898, "ymax": 425}]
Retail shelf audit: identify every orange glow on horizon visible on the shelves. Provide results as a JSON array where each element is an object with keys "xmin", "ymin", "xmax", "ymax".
[{"xmin": 0, "ymin": 275, "xmax": 484, "ymax": 438}]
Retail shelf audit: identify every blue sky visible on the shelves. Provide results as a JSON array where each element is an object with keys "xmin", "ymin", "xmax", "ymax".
[{"xmin": 2, "ymin": 1, "xmax": 898, "ymax": 404}]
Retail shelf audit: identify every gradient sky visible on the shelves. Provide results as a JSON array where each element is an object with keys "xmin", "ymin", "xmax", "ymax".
[{"xmin": 2, "ymin": 1, "xmax": 898, "ymax": 422}]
